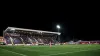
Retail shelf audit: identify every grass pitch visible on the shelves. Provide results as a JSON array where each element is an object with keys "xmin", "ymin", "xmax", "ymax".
[{"xmin": 0, "ymin": 45, "xmax": 100, "ymax": 56}]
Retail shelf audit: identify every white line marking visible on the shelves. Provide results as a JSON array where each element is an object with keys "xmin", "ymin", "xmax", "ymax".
[
  {"xmin": 0, "ymin": 48, "xmax": 27, "ymax": 56},
  {"xmin": 40, "ymin": 49, "xmax": 100, "ymax": 56}
]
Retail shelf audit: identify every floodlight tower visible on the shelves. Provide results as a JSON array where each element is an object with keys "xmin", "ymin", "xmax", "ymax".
[
  {"xmin": 56, "ymin": 25, "xmax": 61, "ymax": 43},
  {"xmin": 57, "ymin": 25, "xmax": 60, "ymax": 32}
]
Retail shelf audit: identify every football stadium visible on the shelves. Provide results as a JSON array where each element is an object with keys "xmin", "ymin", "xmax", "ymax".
[{"xmin": 0, "ymin": 27, "xmax": 100, "ymax": 56}]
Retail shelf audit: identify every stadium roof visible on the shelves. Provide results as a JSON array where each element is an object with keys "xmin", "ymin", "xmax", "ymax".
[{"xmin": 4, "ymin": 27, "xmax": 61, "ymax": 35}]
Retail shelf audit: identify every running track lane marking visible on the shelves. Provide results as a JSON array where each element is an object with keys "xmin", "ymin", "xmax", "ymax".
[{"xmin": 0, "ymin": 48, "xmax": 27, "ymax": 56}]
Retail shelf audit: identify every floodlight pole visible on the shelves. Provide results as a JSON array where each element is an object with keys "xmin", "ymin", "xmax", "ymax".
[
  {"xmin": 57, "ymin": 25, "xmax": 60, "ymax": 43},
  {"xmin": 58, "ymin": 29, "xmax": 60, "ymax": 42}
]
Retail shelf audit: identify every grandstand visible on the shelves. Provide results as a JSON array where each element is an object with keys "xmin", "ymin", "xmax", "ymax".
[{"xmin": 3, "ymin": 27, "xmax": 61, "ymax": 45}]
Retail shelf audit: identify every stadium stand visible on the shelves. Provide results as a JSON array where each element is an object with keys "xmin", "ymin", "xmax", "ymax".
[{"xmin": 3, "ymin": 27, "xmax": 61, "ymax": 45}]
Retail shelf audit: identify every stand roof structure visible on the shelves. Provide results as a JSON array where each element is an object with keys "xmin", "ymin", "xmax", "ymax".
[{"xmin": 4, "ymin": 27, "xmax": 61, "ymax": 35}]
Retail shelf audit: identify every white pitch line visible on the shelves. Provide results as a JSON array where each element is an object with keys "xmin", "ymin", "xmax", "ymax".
[
  {"xmin": 40, "ymin": 49, "xmax": 100, "ymax": 56},
  {"xmin": 0, "ymin": 48, "xmax": 27, "ymax": 56}
]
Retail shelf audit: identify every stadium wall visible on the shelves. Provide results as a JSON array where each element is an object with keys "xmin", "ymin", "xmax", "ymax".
[{"xmin": 0, "ymin": 36, "xmax": 4, "ymax": 42}]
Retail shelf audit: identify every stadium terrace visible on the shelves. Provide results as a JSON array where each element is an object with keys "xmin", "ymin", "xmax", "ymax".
[{"xmin": 3, "ymin": 27, "xmax": 61, "ymax": 45}]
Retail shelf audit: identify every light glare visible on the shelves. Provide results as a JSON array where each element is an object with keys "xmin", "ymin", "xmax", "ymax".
[{"xmin": 57, "ymin": 25, "xmax": 60, "ymax": 29}]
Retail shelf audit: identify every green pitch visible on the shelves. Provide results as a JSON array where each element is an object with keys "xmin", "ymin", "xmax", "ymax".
[{"xmin": 0, "ymin": 45, "xmax": 100, "ymax": 56}]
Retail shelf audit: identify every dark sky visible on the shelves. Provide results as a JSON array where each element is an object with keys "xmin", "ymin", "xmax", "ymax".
[{"xmin": 0, "ymin": 6, "xmax": 100, "ymax": 42}]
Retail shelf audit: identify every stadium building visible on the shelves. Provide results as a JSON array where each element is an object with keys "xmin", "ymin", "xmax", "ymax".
[
  {"xmin": 0, "ymin": 36, "xmax": 4, "ymax": 42},
  {"xmin": 0, "ymin": 36, "xmax": 5, "ymax": 45},
  {"xmin": 3, "ymin": 27, "xmax": 61, "ymax": 45}
]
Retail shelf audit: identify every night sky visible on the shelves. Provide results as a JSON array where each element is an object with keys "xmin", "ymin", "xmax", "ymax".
[{"xmin": 0, "ymin": 6, "xmax": 100, "ymax": 42}]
